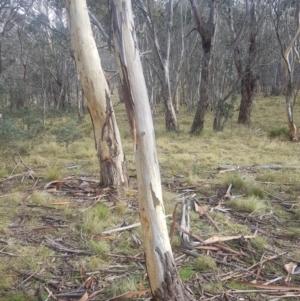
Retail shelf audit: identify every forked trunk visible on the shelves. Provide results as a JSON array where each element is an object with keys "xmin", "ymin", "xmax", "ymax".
[
  {"xmin": 110, "ymin": 1, "xmax": 192, "ymax": 300},
  {"xmin": 66, "ymin": 0, "xmax": 128, "ymax": 187},
  {"xmin": 189, "ymin": 0, "xmax": 217, "ymax": 135}
]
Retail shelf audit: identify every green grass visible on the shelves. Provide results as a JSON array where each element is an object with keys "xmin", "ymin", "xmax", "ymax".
[
  {"xmin": 1, "ymin": 94, "xmax": 300, "ymax": 299},
  {"xmin": 195, "ymin": 254, "xmax": 217, "ymax": 271},
  {"xmin": 82, "ymin": 203, "xmax": 110, "ymax": 234},
  {"xmin": 268, "ymin": 126, "xmax": 290, "ymax": 140},
  {"xmin": 179, "ymin": 265, "xmax": 195, "ymax": 281},
  {"xmin": 223, "ymin": 175, "xmax": 246, "ymax": 191},
  {"xmin": 250, "ymin": 235, "xmax": 267, "ymax": 252},
  {"xmin": 226, "ymin": 196, "xmax": 268, "ymax": 215},
  {"xmin": 44, "ymin": 165, "xmax": 63, "ymax": 181}
]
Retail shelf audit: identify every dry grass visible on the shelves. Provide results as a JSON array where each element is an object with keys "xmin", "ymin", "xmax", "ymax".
[{"xmin": 1, "ymin": 93, "xmax": 300, "ymax": 300}]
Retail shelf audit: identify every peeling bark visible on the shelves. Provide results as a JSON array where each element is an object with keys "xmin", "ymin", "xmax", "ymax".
[
  {"xmin": 110, "ymin": 1, "xmax": 192, "ymax": 300},
  {"xmin": 66, "ymin": 0, "xmax": 128, "ymax": 187}
]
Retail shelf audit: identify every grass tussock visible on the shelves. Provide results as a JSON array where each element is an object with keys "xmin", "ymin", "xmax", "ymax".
[
  {"xmin": 268, "ymin": 127, "xmax": 290, "ymax": 140},
  {"xmin": 250, "ymin": 235, "xmax": 267, "ymax": 252},
  {"xmin": 223, "ymin": 175, "xmax": 246, "ymax": 191},
  {"xmin": 44, "ymin": 165, "xmax": 63, "ymax": 181},
  {"xmin": 179, "ymin": 265, "xmax": 195, "ymax": 282},
  {"xmin": 82, "ymin": 203, "xmax": 110, "ymax": 234},
  {"xmin": 88, "ymin": 239, "xmax": 110, "ymax": 254},
  {"xmin": 195, "ymin": 255, "xmax": 217, "ymax": 272},
  {"xmin": 28, "ymin": 191, "xmax": 52, "ymax": 205},
  {"xmin": 226, "ymin": 196, "xmax": 268, "ymax": 215}
]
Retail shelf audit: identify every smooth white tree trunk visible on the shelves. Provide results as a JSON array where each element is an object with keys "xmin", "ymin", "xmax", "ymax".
[
  {"xmin": 66, "ymin": 0, "xmax": 128, "ymax": 186},
  {"xmin": 110, "ymin": 1, "xmax": 191, "ymax": 300}
]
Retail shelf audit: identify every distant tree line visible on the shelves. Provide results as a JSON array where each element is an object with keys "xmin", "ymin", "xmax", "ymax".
[{"xmin": 0, "ymin": 0, "xmax": 299, "ymax": 135}]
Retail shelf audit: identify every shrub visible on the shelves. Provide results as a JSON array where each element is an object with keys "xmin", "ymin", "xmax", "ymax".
[
  {"xmin": 268, "ymin": 127, "xmax": 290, "ymax": 140},
  {"xmin": 51, "ymin": 119, "xmax": 82, "ymax": 151}
]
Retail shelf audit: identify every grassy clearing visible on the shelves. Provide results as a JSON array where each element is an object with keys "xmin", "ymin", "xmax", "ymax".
[{"xmin": 1, "ymin": 94, "xmax": 300, "ymax": 300}]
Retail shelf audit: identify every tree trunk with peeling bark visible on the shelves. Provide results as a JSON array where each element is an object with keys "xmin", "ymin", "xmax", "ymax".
[
  {"xmin": 66, "ymin": 0, "xmax": 128, "ymax": 187},
  {"xmin": 110, "ymin": 1, "xmax": 192, "ymax": 300},
  {"xmin": 189, "ymin": 0, "xmax": 218, "ymax": 135}
]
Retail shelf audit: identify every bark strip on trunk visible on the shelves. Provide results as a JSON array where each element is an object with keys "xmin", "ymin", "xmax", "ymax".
[
  {"xmin": 110, "ymin": 1, "xmax": 192, "ymax": 300},
  {"xmin": 66, "ymin": 0, "xmax": 128, "ymax": 187}
]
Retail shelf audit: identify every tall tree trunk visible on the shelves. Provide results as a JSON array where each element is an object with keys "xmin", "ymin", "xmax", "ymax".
[
  {"xmin": 283, "ymin": 4, "xmax": 300, "ymax": 141},
  {"xmin": 76, "ymin": 77, "xmax": 83, "ymax": 118},
  {"xmin": 237, "ymin": 0, "xmax": 257, "ymax": 124},
  {"xmin": 238, "ymin": 67, "xmax": 257, "ymax": 124},
  {"xmin": 110, "ymin": 1, "xmax": 192, "ymax": 300},
  {"xmin": 136, "ymin": 0, "xmax": 179, "ymax": 132},
  {"xmin": 163, "ymin": 69, "xmax": 178, "ymax": 130},
  {"xmin": 213, "ymin": 1, "xmax": 248, "ymax": 131},
  {"xmin": 189, "ymin": 0, "xmax": 218, "ymax": 135},
  {"xmin": 190, "ymin": 47, "xmax": 212, "ymax": 133},
  {"xmin": 66, "ymin": 0, "xmax": 128, "ymax": 187},
  {"xmin": 273, "ymin": 1, "xmax": 300, "ymax": 141}
]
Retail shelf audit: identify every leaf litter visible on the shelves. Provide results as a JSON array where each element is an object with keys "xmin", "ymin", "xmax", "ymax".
[{"xmin": 1, "ymin": 160, "xmax": 300, "ymax": 300}]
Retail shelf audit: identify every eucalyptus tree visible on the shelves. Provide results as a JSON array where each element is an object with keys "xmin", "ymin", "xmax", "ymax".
[
  {"xmin": 212, "ymin": 0, "xmax": 259, "ymax": 129},
  {"xmin": 236, "ymin": 0, "xmax": 260, "ymax": 124},
  {"xmin": 110, "ymin": 1, "xmax": 192, "ymax": 299},
  {"xmin": 211, "ymin": 0, "xmax": 248, "ymax": 131},
  {"xmin": 270, "ymin": 0, "xmax": 300, "ymax": 141},
  {"xmin": 0, "ymin": 0, "xmax": 25, "ymax": 76},
  {"xmin": 0, "ymin": 0, "xmax": 34, "ymax": 109},
  {"xmin": 189, "ymin": 0, "xmax": 218, "ymax": 135},
  {"xmin": 136, "ymin": 0, "xmax": 179, "ymax": 132},
  {"xmin": 66, "ymin": 0, "xmax": 128, "ymax": 187}
]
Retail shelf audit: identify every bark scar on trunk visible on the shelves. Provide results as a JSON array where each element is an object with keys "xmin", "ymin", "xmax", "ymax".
[
  {"xmin": 101, "ymin": 90, "xmax": 114, "ymax": 141},
  {"xmin": 154, "ymin": 247, "xmax": 194, "ymax": 300},
  {"xmin": 119, "ymin": 55, "xmax": 137, "ymax": 150},
  {"xmin": 150, "ymin": 182, "xmax": 161, "ymax": 208}
]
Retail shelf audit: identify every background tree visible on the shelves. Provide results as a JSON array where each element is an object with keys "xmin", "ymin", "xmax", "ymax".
[
  {"xmin": 189, "ymin": 0, "xmax": 218, "ymax": 135},
  {"xmin": 271, "ymin": 0, "xmax": 300, "ymax": 141},
  {"xmin": 66, "ymin": 0, "xmax": 128, "ymax": 186},
  {"xmin": 1, "ymin": 0, "xmax": 300, "ymax": 138},
  {"xmin": 136, "ymin": 0, "xmax": 179, "ymax": 132},
  {"xmin": 237, "ymin": 0, "xmax": 259, "ymax": 124}
]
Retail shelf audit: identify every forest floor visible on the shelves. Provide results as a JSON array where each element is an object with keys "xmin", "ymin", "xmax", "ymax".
[{"xmin": 1, "ymin": 95, "xmax": 300, "ymax": 301}]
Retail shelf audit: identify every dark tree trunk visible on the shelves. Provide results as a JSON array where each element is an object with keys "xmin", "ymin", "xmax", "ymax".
[
  {"xmin": 189, "ymin": 0, "xmax": 217, "ymax": 135},
  {"xmin": 190, "ymin": 47, "xmax": 211, "ymax": 134},
  {"xmin": 237, "ymin": 0, "xmax": 257, "ymax": 124},
  {"xmin": 238, "ymin": 70, "xmax": 257, "ymax": 124}
]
